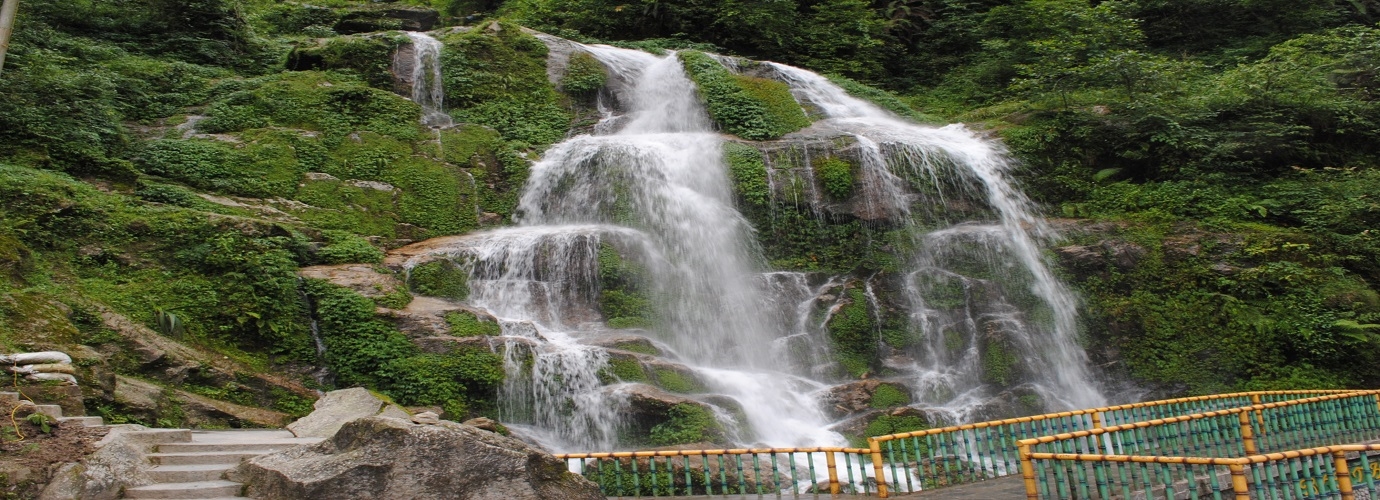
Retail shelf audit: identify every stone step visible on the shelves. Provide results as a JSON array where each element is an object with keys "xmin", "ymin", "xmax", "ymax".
[
  {"xmin": 158, "ymin": 441, "xmax": 311, "ymax": 454},
  {"xmin": 123, "ymin": 480, "xmax": 243, "ymax": 499},
  {"xmin": 34, "ymin": 404, "xmax": 63, "ymax": 418},
  {"xmin": 58, "ymin": 416, "xmax": 104, "ymax": 427},
  {"xmin": 148, "ymin": 464, "xmax": 235, "ymax": 483},
  {"xmin": 122, "ymin": 429, "xmax": 194, "ymax": 445},
  {"xmin": 148, "ymin": 451, "xmax": 267, "ymax": 466}
]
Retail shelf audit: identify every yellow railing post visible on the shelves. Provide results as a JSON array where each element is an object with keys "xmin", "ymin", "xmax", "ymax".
[
  {"xmin": 1250, "ymin": 394, "xmax": 1266, "ymax": 435},
  {"xmin": 1091, "ymin": 411, "xmax": 1103, "ymax": 429},
  {"xmin": 869, "ymin": 438, "xmax": 889, "ymax": 498},
  {"xmin": 1229, "ymin": 463, "xmax": 1251, "ymax": 500},
  {"xmin": 1238, "ymin": 412, "xmax": 1258, "ymax": 455},
  {"xmin": 825, "ymin": 450, "xmax": 840, "ymax": 494},
  {"xmin": 1019, "ymin": 443, "xmax": 1039, "ymax": 500},
  {"xmin": 1334, "ymin": 451, "xmax": 1356, "ymax": 500}
]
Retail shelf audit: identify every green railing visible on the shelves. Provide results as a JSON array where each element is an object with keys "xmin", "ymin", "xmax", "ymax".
[
  {"xmin": 866, "ymin": 390, "xmax": 1354, "ymax": 497},
  {"xmin": 554, "ymin": 391, "xmax": 1368, "ymax": 498},
  {"xmin": 558, "ymin": 447, "xmax": 879, "ymax": 497},
  {"xmin": 1017, "ymin": 391, "xmax": 1380, "ymax": 499}
]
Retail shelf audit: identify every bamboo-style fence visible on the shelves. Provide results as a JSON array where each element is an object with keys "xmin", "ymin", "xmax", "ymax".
[{"xmin": 554, "ymin": 390, "xmax": 1380, "ymax": 498}]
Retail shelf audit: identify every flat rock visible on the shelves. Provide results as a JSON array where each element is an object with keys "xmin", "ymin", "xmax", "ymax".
[
  {"xmin": 287, "ymin": 388, "xmax": 385, "ymax": 438},
  {"xmin": 232, "ymin": 417, "xmax": 604, "ymax": 500}
]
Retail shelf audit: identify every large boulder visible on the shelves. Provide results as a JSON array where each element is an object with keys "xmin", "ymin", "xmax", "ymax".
[
  {"xmin": 287, "ymin": 387, "xmax": 403, "ymax": 438},
  {"xmin": 232, "ymin": 417, "xmax": 605, "ymax": 500}
]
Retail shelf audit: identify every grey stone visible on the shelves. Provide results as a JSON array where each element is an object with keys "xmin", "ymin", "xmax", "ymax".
[
  {"xmin": 461, "ymin": 417, "xmax": 500, "ymax": 432},
  {"xmin": 232, "ymin": 417, "xmax": 605, "ymax": 500},
  {"xmin": 410, "ymin": 411, "xmax": 440, "ymax": 425},
  {"xmin": 113, "ymin": 376, "xmax": 163, "ymax": 412},
  {"xmin": 287, "ymin": 387, "xmax": 386, "ymax": 438},
  {"xmin": 377, "ymin": 404, "xmax": 410, "ymax": 420},
  {"xmin": 39, "ymin": 427, "xmax": 163, "ymax": 500}
]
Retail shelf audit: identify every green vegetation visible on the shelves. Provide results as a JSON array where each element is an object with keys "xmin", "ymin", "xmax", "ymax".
[
  {"xmin": 287, "ymin": 34, "xmax": 411, "ymax": 89},
  {"xmin": 869, "ymin": 384, "xmax": 911, "ymax": 409},
  {"xmin": 827, "ymin": 288, "xmax": 877, "ymax": 377},
  {"xmin": 439, "ymin": 22, "xmax": 571, "ymax": 146},
  {"xmin": 605, "ymin": 357, "xmax": 647, "ymax": 382},
  {"xmin": 649, "ymin": 403, "xmax": 721, "ymax": 446},
  {"xmin": 408, "ymin": 260, "xmax": 470, "ymax": 300},
  {"xmin": 560, "ymin": 52, "xmax": 608, "ymax": 95},
  {"xmin": 723, "ymin": 143, "xmax": 771, "ymax": 209},
  {"xmin": 813, "ymin": 157, "xmax": 855, "ymax": 200},
  {"xmin": 597, "ymin": 244, "xmax": 655, "ymax": 328},
  {"xmin": 445, "ymin": 310, "xmax": 502, "ymax": 336},
  {"xmin": 679, "ymin": 51, "xmax": 811, "ymax": 140},
  {"xmin": 316, "ymin": 230, "xmax": 384, "ymax": 264},
  {"xmin": 303, "ymin": 280, "xmax": 504, "ymax": 417}
]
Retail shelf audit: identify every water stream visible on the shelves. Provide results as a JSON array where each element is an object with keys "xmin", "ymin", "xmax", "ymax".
[{"xmin": 395, "ymin": 39, "xmax": 1105, "ymax": 452}]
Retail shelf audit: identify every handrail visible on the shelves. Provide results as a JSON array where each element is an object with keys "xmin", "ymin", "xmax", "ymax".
[
  {"xmin": 553, "ymin": 390, "xmax": 1374, "ymax": 498},
  {"xmin": 1016, "ymin": 391, "xmax": 1380, "ymax": 499},
  {"xmin": 864, "ymin": 390, "xmax": 1359, "ymax": 497}
]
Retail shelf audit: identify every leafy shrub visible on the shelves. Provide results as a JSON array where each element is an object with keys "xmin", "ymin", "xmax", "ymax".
[
  {"xmin": 679, "ymin": 51, "xmax": 810, "ymax": 140},
  {"xmin": 560, "ymin": 52, "xmax": 608, "ymax": 95},
  {"xmin": 868, "ymin": 384, "xmax": 911, "ymax": 409},
  {"xmin": 813, "ymin": 157, "xmax": 854, "ymax": 200},
  {"xmin": 445, "ymin": 311, "xmax": 501, "ymax": 336},
  {"xmin": 723, "ymin": 142, "xmax": 770, "ymax": 209},
  {"xmin": 316, "ymin": 230, "xmax": 383, "ymax": 264},
  {"xmin": 440, "ymin": 22, "xmax": 572, "ymax": 145},
  {"xmin": 198, "ymin": 72, "xmax": 422, "ymax": 146},
  {"xmin": 827, "ymin": 288, "xmax": 877, "ymax": 377},
  {"xmin": 649, "ymin": 404, "xmax": 721, "ymax": 445},
  {"xmin": 408, "ymin": 260, "xmax": 470, "ymax": 300}
]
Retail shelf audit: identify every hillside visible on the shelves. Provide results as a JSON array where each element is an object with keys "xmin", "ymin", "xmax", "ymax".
[{"xmin": 0, "ymin": 0, "xmax": 1377, "ymax": 457}]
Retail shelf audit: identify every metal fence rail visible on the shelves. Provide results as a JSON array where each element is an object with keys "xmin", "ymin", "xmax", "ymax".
[
  {"xmin": 1017, "ymin": 391, "xmax": 1380, "ymax": 499},
  {"xmin": 557, "ymin": 447, "xmax": 879, "ymax": 497},
  {"xmin": 554, "ymin": 391, "xmax": 1366, "ymax": 498},
  {"xmin": 865, "ymin": 391, "xmax": 1355, "ymax": 497}
]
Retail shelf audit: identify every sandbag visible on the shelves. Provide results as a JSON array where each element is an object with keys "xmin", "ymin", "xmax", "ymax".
[
  {"xmin": 7, "ymin": 363, "xmax": 76, "ymax": 375},
  {"xmin": 24, "ymin": 373, "xmax": 78, "ymax": 385},
  {"xmin": 0, "ymin": 351, "xmax": 72, "ymax": 365}
]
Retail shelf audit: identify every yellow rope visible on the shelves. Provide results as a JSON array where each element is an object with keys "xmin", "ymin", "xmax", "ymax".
[{"xmin": 6, "ymin": 367, "xmax": 33, "ymax": 441}]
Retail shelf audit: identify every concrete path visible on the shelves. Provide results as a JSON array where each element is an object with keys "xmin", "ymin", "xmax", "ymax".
[{"xmin": 606, "ymin": 476, "xmax": 1028, "ymax": 499}]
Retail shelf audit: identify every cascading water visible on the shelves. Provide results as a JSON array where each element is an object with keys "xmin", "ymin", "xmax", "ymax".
[
  {"xmin": 767, "ymin": 63, "xmax": 1107, "ymax": 414},
  {"xmin": 396, "ymin": 38, "xmax": 1104, "ymax": 454},
  {"xmin": 404, "ymin": 32, "xmax": 453, "ymax": 128}
]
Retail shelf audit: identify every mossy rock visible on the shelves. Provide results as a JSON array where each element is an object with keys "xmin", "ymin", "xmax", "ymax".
[
  {"xmin": 679, "ymin": 51, "xmax": 810, "ymax": 140},
  {"xmin": 439, "ymin": 22, "xmax": 572, "ymax": 146},
  {"xmin": 560, "ymin": 52, "xmax": 608, "ymax": 96},
  {"xmin": 826, "ymin": 287, "xmax": 877, "ymax": 378},
  {"xmin": 813, "ymin": 156, "xmax": 856, "ymax": 201},
  {"xmin": 286, "ymin": 33, "xmax": 411, "ymax": 90},
  {"xmin": 444, "ymin": 310, "xmax": 501, "ymax": 337},
  {"xmin": 334, "ymin": 5, "xmax": 439, "ymax": 35},
  {"xmin": 868, "ymin": 383, "xmax": 912, "ymax": 409},
  {"xmin": 407, "ymin": 260, "xmax": 470, "ymax": 301}
]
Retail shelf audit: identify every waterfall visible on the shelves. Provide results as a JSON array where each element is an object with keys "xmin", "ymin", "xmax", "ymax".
[
  {"xmin": 394, "ymin": 40, "xmax": 1104, "ymax": 451},
  {"xmin": 406, "ymin": 32, "xmax": 453, "ymax": 128},
  {"xmin": 768, "ymin": 63, "xmax": 1106, "ymax": 412}
]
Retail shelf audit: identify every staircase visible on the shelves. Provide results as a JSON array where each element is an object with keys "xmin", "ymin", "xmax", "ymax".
[
  {"xmin": 125, "ymin": 429, "xmax": 321, "ymax": 499},
  {"xmin": 0, "ymin": 391, "xmax": 105, "ymax": 427}
]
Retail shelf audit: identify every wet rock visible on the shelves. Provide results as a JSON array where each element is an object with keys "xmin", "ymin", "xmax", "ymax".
[
  {"xmin": 821, "ymin": 380, "xmax": 912, "ymax": 419},
  {"xmin": 233, "ymin": 417, "xmax": 604, "ymax": 500},
  {"xmin": 1055, "ymin": 240, "xmax": 1146, "ymax": 275}
]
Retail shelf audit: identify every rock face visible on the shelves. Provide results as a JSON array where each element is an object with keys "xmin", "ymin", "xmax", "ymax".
[
  {"xmin": 233, "ymin": 417, "xmax": 605, "ymax": 500},
  {"xmin": 287, "ymin": 387, "xmax": 394, "ymax": 438}
]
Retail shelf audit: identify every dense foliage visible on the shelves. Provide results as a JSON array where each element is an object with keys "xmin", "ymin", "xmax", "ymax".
[{"xmin": 2, "ymin": 0, "xmax": 1378, "ymax": 431}]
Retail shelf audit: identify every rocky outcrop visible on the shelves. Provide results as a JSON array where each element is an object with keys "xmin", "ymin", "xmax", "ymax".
[
  {"xmin": 298, "ymin": 264, "xmax": 407, "ymax": 304},
  {"xmin": 287, "ymin": 387, "xmax": 409, "ymax": 438},
  {"xmin": 233, "ymin": 417, "xmax": 605, "ymax": 500},
  {"xmin": 820, "ymin": 380, "xmax": 913, "ymax": 419},
  {"xmin": 114, "ymin": 375, "xmax": 292, "ymax": 428},
  {"xmin": 334, "ymin": 5, "xmax": 438, "ymax": 34}
]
